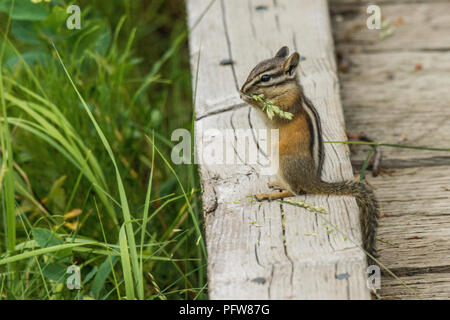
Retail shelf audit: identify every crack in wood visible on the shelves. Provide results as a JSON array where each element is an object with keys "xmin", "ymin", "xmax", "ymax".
[
  {"xmin": 352, "ymin": 156, "xmax": 450, "ymax": 170},
  {"xmin": 195, "ymin": 102, "xmax": 247, "ymax": 121},
  {"xmin": 279, "ymin": 203, "xmax": 295, "ymax": 290},
  {"xmin": 330, "ymin": 0, "xmax": 450, "ymax": 7},
  {"xmin": 382, "ymin": 265, "xmax": 450, "ymax": 277},
  {"xmin": 220, "ymin": 0, "xmax": 239, "ymax": 91}
]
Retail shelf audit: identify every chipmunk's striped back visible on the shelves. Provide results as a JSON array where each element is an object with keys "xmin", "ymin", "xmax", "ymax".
[{"xmin": 302, "ymin": 96, "xmax": 324, "ymax": 176}]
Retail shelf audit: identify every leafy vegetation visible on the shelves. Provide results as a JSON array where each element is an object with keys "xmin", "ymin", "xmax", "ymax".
[
  {"xmin": 251, "ymin": 93, "xmax": 293, "ymax": 120},
  {"xmin": 0, "ymin": 0, "xmax": 206, "ymax": 299}
]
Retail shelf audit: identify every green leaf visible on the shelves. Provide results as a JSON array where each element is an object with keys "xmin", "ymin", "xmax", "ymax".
[
  {"xmin": 69, "ymin": 19, "xmax": 111, "ymax": 58},
  {"xmin": 40, "ymin": 5, "xmax": 68, "ymax": 34},
  {"xmin": 32, "ymin": 228, "xmax": 72, "ymax": 259},
  {"xmin": 32, "ymin": 228, "xmax": 64, "ymax": 248},
  {"xmin": 11, "ymin": 20, "xmax": 40, "ymax": 44},
  {"xmin": 90, "ymin": 255, "xmax": 119, "ymax": 299},
  {"xmin": 5, "ymin": 50, "xmax": 49, "ymax": 68},
  {"xmin": 0, "ymin": 0, "xmax": 49, "ymax": 21},
  {"xmin": 83, "ymin": 266, "xmax": 98, "ymax": 285},
  {"xmin": 250, "ymin": 93, "xmax": 293, "ymax": 120},
  {"xmin": 42, "ymin": 263, "xmax": 67, "ymax": 283},
  {"xmin": 46, "ymin": 175, "xmax": 67, "ymax": 212}
]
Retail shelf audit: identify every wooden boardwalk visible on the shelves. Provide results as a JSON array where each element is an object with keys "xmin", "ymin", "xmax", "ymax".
[
  {"xmin": 330, "ymin": 0, "xmax": 450, "ymax": 299},
  {"xmin": 188, "ymin": 0, "xmax": 371, "ymax": 299},
  {"xmin": 187, "ymin": 0, "xmax": 450, "ymax": 299}
]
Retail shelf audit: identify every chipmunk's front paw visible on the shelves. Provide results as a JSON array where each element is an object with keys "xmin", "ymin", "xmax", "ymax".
[{"xmin": 267, "ymin": 181, "xmax": 285, "ymax": 191}]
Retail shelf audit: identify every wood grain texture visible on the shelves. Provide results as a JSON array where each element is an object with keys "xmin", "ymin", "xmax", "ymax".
[
  {"xmin": 329, "ymin": 1, "xmax": 450, "ymax": 166},
  {"xmin": 367, "ymin": 166, "xmax": 450, "ymax": 271},
  {"xmin": 331, "ymin": 2, "xmax": 450, "ymax": 52},
  {"xmin": 331, "ymin": 0, "xmax": 448, "ymax": 3},
  {"xmin": 187, "ymin": 0, "xmax": 371, "ymax": 299},
  {"xmin": 339, "ymin": 51, "xmax": 450, "ymax": 166},
  {"xmin": 380, "ymin": 272, "xmax": 450, "ymax": 300},
  {"xmin": 331, "ymin": 0, "xmax": 450, "ymax": 300}
]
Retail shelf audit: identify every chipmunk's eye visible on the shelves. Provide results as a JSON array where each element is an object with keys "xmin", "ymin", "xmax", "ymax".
[{"xmin": 261, "ymin": 75, "xmax": 271, "ymax": 82}]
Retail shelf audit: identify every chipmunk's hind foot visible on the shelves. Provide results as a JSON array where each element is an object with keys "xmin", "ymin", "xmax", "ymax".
[{"xmin": 255, "ymin": 191, "xmax": 295, "ymax": 201}]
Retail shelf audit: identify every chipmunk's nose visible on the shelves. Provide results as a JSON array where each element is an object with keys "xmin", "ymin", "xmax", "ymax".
[
  {"xmin": 239, "ymin": 88, "xmax": 248, "ymax": 100},
  {"xmin": 240, "ymin": 82, "xmax": 249, "ymax": 95},
  {"xmin": 239, "ymin": 88, "xmax": 252, "ymax": 103}
]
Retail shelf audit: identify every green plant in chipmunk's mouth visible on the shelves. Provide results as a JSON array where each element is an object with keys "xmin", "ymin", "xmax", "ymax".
[{"xmin": 250, "ymin": 94, "xmax": 293, "ymax": 120}]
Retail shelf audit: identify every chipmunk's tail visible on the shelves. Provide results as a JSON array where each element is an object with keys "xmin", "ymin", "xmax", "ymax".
[{"xmin": 309, "ymin": 180, "xmax": 380, "ymax": 264}]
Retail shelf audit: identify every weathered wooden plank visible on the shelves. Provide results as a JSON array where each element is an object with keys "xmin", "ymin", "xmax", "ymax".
[
  {"xmin": 187, "ymin": 0, "xmax": 371, "ymax": 299},
  {"xmin": 330, "ymin": 0, "xmax": 450, "ymax": 300},
  {"xmin": 330, "ymin": 2, "xmax": 450, "ymax": 166},
  {"xmin": 366, "ymin": 166, "xmax": 450, "ymax": 270},
  {"xmin": 330, "ymin": 0, "xmax": 449, "ymax": 5},
  {"xmin": 380, "ymin": 272, "xmax": 450, "ymax": 300},
  {"xmin": 365, "ymin": 166, "xmax": 450, "ymax": 299},
  {"xmin": 337, "ymin": 51, "xmax": 450, "ymax": 166},
  {"xmin": 187, "ymin": 0, "xmax": 242, "ymax": 120},
  {"xmin": 330, "ymin": 2, "xmax": 450, "ymax": 52}
]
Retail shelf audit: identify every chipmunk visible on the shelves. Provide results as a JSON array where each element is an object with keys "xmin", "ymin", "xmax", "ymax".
[{"xmin": 239, "ymin": 46, "xmax": 379, "ymax": 262}]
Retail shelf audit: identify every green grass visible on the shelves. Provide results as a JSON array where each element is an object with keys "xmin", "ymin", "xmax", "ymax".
[{"xmin": 0, "ymin": 0, "xmax": 207, "ymax": 300}]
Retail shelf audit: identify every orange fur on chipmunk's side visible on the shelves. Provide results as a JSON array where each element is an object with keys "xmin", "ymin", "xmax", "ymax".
[{"xmin": 279, "ymin": 109, "xmax": 314, "ymax": 159}]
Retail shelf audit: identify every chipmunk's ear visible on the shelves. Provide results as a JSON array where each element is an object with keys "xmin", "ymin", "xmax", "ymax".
[
  {"xmin": 283, "ymin": 52, "xmax": 300, "ymax": 78},
  {"xmin": 275, "ymin": 46, "xmax": 289, "ymax": 58}
]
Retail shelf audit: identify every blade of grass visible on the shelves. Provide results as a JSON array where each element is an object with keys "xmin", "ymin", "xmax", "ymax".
[
  {"xmin": 93, "ymin": 197, "xmax": 121, "ymax": 300},
  {"xmin": 130, "ymin": 0, "xmax": 217, "ymax": 109},
  {"xmin": 1, "ymin": 79, "xmax": 114, "ymax": 219},
  {"xmin": 190, "ymin": 41, "xmax": 203, "ymax": 289},
  {"xmin": 0, "ymin": 1, "xmax": 16, "ymax": 281},
  {"xmin": 0, "ymin": 242, "xmax": 96, "ymax": 266},
  {"xmin": 194, "ymin": 282, "xmax": 208, "ymax": 300},
  {"xmin": 139, "ymin": 131, "xmax": 155, "ymax": 299},
  {"xmin": 360, "ymin": 147, "xmax": 375, "ymax": 181},
  {"xmin": 119, "ymin": 224, "xmax": 135, "ymax": 300},
  {"xmin": 146, "ymin": 135, "xmax": 206, "ymax": 259},
  {"xmin": 2, "ymin": 74, "xmax": 109, "ymax": 196},
  {"xmin": 64, "ymin": 152, "xmax": 91, "ymax": 216},
  {"xmin": 52, "ymin": 42, "xmax": 142, "ymax": 299},
  {"xmin": 2, "ymin": 109, "xmax": 115, "ymax": 224},
  {"xmin": 14, "ymin": 203, "xmax": 51, "ymax": 299},
  {"xmin": 0, "ymin": 31, "xmax": 48, "ymax": 99}
]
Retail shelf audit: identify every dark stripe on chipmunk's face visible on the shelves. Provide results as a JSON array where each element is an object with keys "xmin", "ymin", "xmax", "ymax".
[{"xmin": 240, "ymin": 46, "xmax": 300, "ymax": 97}]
